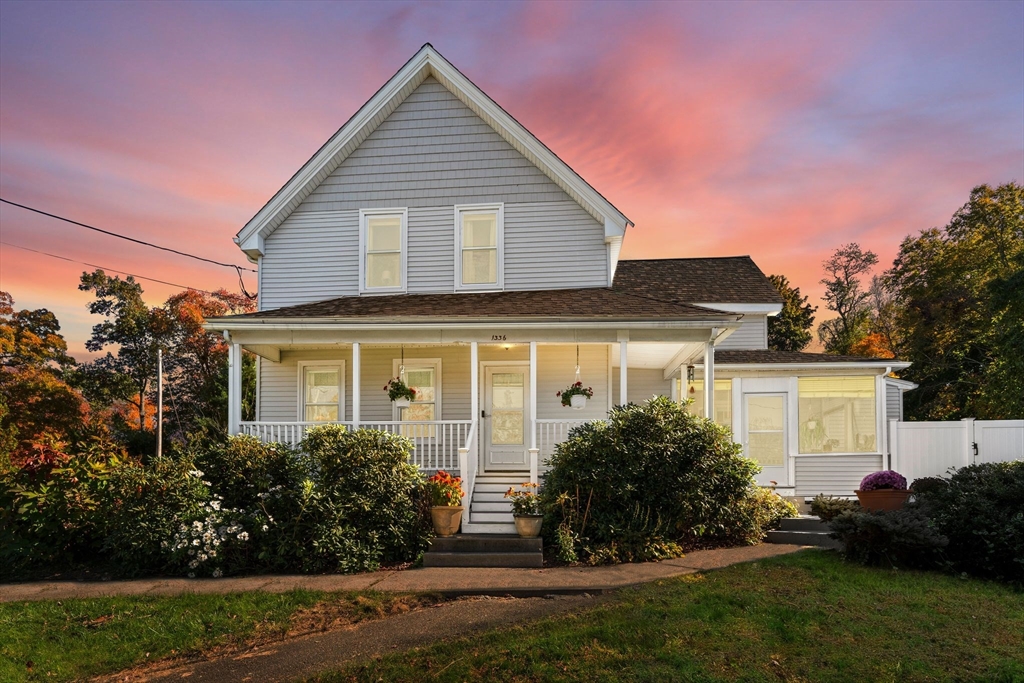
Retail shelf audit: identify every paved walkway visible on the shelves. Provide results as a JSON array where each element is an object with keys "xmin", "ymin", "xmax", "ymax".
[{"xmin": 0, "ymin": 543, "xmax": 804, "ymax": 603}]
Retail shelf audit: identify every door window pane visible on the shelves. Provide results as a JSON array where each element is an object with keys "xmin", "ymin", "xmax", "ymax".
[
  {"xmin": 746, "ymin": 395, "xmax": 785, "ymax": 467},
  {"xmin": 492, "ymin": 411, "xmax": 524, "ymax": 445},
  {"xmin": 798, "ymin": 377, "xmax": 876, "ymax": 453}
]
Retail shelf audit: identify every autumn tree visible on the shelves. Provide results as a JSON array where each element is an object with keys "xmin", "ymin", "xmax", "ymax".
[
  {"xmin": 78, "ymin": 271, "xmax": 174, "ymax": 432},
  {"xmin": 0, "ymin": 291, "xmax": 75, "ymax": 372},
  {"xmin": 162, "ymin": 288, "xmax": 256, "ymax": 434},
  {"xmin": 885, "ymin": 182, "xmax": 1023, "ymax": 419},
  {"xmin": 766, "ymin": 275, "xmax": 817, "ymax": 352},
  {"xmin": 817, "ymin": 243, "xmax": 878, "ymax": 354}
]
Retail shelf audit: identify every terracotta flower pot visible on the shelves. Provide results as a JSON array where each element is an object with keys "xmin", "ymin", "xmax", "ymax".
[
  {"xmin": 514, "ymin": 514, "xmax": 543, "ymax": 538},
  {"xmin": 431, "ymin": 506, "xmax": 463, "ymax": 537},
  {"xmin": 855, "ymin": 489, "xmax": 911, "ymax": 512},
  {"xmin": 570, "ymin": 394, "xmax": 586, "ymax": 410}
]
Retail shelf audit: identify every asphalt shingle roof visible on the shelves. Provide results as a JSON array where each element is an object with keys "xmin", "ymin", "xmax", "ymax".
[
  {"xmin": 612, "ymin": 257, "xmax": 783, "ymax": 304},
  {"xmin": 714, "ymin": 350, "xmax": 894, "ymax": 364},
  {"xmin": 225, "ymin": 287, "xmax": 735, "ymax": 321}
]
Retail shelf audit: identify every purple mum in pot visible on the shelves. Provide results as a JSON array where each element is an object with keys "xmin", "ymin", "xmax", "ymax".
[{"xmin": 859, "ymin": 470, "xmax": 908, "ymax": 491}]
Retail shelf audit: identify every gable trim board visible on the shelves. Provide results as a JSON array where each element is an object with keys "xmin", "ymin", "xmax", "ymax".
[{"xmin": 236, "ymin": 44, "xmax": 631, "ymax": 261}]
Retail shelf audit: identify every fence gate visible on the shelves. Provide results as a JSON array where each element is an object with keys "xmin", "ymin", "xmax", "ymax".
[{"xmin": 889, "ymin": 419, "xmax": 1024, "ymax": 481}]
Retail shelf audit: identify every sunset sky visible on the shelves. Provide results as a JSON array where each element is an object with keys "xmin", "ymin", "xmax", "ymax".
[{"xmin": 1, "ymin": 0, "xmax": 1022, "ymax": 360}]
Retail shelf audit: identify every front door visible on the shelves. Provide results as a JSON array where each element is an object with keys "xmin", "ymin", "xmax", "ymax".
[
  {"xmin": 743, "ymin": 393, "xmax": 789, "ymax": 487},
  {"xmin": 483, "ymin": 366, "xmax": 531, "ymax": 471}
]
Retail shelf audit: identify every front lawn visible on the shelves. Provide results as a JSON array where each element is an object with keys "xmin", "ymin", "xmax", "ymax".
[
  {"xmin": 0, "ymin": 590, "xmax": 436, "ymax": 682},
  {"xmin": 323, "ymin": 551, "xmax": 1024, "ymax": 682}
]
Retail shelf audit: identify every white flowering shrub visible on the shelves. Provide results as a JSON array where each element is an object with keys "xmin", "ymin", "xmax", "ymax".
[{"xmin": 167, "ymin": 498, "xmax": 251, "ymax": 578}]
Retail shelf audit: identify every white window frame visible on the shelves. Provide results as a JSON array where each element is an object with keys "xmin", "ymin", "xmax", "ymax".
[
  {"xmin": 796, "ymin": 375, "xmax": 878, "ymax": 455},
  {"xmin": 296, "ymin": 360, "xmax": 346, "ymax": 423},
  {"xmin": 359, "ymin": 207, "xmax": 408, "ymax": 294},
  {"xmin": 454, "ymin": 203, "xmax": 504, "ymax": 291}
]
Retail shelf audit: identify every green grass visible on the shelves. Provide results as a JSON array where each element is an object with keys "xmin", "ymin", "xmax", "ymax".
[
  {"xmin": 322, "ymin": 551, "xmax": 1024, "ymax": 683},
  {"xmin": 0, "ymin": 589, "xmax": 431, "ymax": 682}
]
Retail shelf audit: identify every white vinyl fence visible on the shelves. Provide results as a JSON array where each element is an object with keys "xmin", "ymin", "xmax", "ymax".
[{"xmin": 889, "ymin": 419, "xmax": 1024, "ymax": 482}]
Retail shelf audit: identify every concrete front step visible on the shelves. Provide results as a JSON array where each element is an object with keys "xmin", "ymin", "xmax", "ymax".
[
  {"xmin": 421, "ymin": 551, "xmax": 543, "ymax": 568},
  {"xmin": 422, "ymin": 533, "xmax": 543, "ymax": 568},
  {"xmin": 473, "ymin": 482, "xmax": 526, "ymax": 493},
  {"xmin": 779, "ymin": 516, "xmax": 830, "ymax": 532},
  {"xmin": 429, "ymin": 534, "xmax": 541, "ymax": 553},
  {"xmin": 766, "ymin": 529, "xmax": 841, "ymax": 549},
  {"xmin": 472, "ymin": 491, "xmax": 513, "ymax": 503}
]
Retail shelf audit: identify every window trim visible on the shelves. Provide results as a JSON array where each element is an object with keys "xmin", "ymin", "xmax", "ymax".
[
  {"xmin": 391, "ymin": 358, "xmax": 443, "ymax": 422},
  {"xmin": 454, "ymin": 203, "xmax": 504, "ymax": 291},
  {"xmin": 296, "ymin": 360, "xmax": 346, "ymax": 423},
  {"xmin": 359, "ymin": 207, "xmax": 408, "ymax": 294}
]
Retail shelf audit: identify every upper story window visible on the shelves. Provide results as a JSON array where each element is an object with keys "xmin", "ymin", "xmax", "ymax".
[
  {"xmin": 455, "ymin": 203, "xmax": 503, "ymax": 290},
  {"xmin": 359, "ymin": 208, "xmax": 407, "ymax": 293}
]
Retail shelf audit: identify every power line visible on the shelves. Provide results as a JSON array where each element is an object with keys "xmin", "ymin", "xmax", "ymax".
[
  {"xmin": 0, "ymin": 198, "xmax": 257, "ymax": 273},
  {"xmin": 0, "ymin": 240, "xmax": 216, "ymax": 294}
]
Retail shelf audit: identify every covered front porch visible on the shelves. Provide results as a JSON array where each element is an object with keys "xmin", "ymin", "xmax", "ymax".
[{"xmin": 215, "ymin": 313, "xmax": 739, "ymax": 532}]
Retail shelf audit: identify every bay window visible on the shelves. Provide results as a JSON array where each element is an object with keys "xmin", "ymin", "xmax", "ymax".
[
  {"xmin": 798, "ymin": 376, "xmax": 876, "ymax": 453},
  {"xmin": 456, "ymin": 204, "xmax": 503, "ymax": 289},
  {"xmin": 360, "ymin": 208, "xmax": 407, "ymax": 293}
]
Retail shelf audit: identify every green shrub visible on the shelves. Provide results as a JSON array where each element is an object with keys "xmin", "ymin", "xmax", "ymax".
[
  {"xmin": 912, "ymin": 462, "xmax": 1024, "ymax": 583},
  {"xmin": 828, "ymin": 509, "xmax": 949, "ymax": 569},
  {"xmin": 731, "ymin": 487, "xmax": 799, "ymax": 543},
  {"xmin": 99, "ymin": 453, "xmax": 208, "ymax": 576},
  {"xmin": 541, "ymin": 397, "xmax": 770, "ymax": 564},
  {"xmin": 810, "ymin": 494, "xmax": 859, "ymax": 522}
]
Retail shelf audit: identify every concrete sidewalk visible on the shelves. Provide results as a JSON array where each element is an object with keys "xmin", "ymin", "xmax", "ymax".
[{"xmin": 0, "ymin": 543, "xmax": 806, "ymax": 603}]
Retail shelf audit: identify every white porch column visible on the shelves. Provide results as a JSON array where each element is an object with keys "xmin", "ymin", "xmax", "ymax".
[
  {"xmin": 529, "ymin": 341, "xmax": 539, "ymax": 483},
  {"xmin": 619, "ymin": 336, "xmax": 628, "ymax": 405},
  {"xmin": 703, "ymin": 341, "xmax": 715, "ymax": 419},
  {"xmin": 352, "ymin": 342, "xmax": 361, "ymax": 428},
  {"xmin": 470, "ymin": 341, "xmax": 479, "ymax": 419},
  {"xmin": 228, "ymin": 342, "xmax": 242, "ymax": 435}
]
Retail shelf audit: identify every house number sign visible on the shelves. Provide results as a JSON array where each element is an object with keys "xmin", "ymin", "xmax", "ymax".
[{"xmin": 491, "ymin": 334, "xmax": 507, "ymax": 341}]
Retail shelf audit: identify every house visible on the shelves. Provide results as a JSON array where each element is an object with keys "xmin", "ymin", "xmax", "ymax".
[{"xmin": 209, "ymin": 44, "xmax": 912, "ymax": 533}]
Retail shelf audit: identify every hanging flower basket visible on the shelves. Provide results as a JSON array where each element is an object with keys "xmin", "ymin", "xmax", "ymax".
[
  {"xmin": 385, "ymin": 377, "xmax": 416, "ymax": 408},
  {"xmin": 557, "ymin": 381, "xmax": 593, "ymax": 410}
]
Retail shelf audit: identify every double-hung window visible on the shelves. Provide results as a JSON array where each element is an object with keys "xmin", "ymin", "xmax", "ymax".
[
  {"xmin": 299, "ymin": 361, "xmax": 345, "ymax": 422},
  {"xmin": 455, "ymin": 204, "xmax": 503, "ymax": 290},
  {"xmin": 392, "ymin": 359, "xmax": 441, "ymax": 438},
  {"xmin": 360, "ymin": 208, "xmax": 407, "ymax": 293}
]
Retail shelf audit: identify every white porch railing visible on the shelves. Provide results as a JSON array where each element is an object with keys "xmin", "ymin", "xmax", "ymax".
[
  {"xmin": 358, "ymin": 421, "xmax": 473, "ymax": 472},
  {"xmin": 535, "ymin": 419, "xmax": 589, "ymax": 470},
  {"xmin": 459, "ymin": 419, "xmax": 479, "ymax": 512},
  {"xmin": 239, "ymin": 420, "xmax": 472, "ymax": 473},
  {"xmin": 239, "ymin": 421, "xmax": 350, "ymax": 446}
]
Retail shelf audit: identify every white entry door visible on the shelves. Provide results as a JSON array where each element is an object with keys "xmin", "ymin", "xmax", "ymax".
[
  {"xmin": 483, "ymin": 366, "xmax": 531, "ymax": 471},
  {"xmin": 743, "ymin": 393, "xmax": 790, "ymax": 487}
]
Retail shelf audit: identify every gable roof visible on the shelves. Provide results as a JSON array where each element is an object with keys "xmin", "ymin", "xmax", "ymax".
[
  {"xmin": 235, "ymin": 44, "xmax": 632, "ymax": 259},
  {"xmin": 613, "ymin": 257, "xmax": 783, "ymax": 305},
  {"xmin": 216, "ymin": 286, "xmax": 738, "ymax": 323}
]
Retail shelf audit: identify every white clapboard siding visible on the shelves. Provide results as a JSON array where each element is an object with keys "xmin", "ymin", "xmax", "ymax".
[
  {"xmin": 716, "ymin": 315, "xmax": 768, "ymax": 350},
  {"xmin": 257, "ymin": 77, "xmax": 610, "ymax": 308},
  {"xmin": 295, "ymin": 78, "xmax": 569, "ymax": 211},
  {"xmin": 257, "ymin": 344, "xmax": 611, "ymax": 424},
  {"xmin": 611, "ymin": 368, "xmax": 673, "ymax": 405},
  {"xmin": 795, "ymin": 454, "xmax": 884, "ymax": 496}
]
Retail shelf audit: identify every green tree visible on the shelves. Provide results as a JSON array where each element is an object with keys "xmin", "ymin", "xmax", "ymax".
[
  {"xmin": 767, "ymin": 275, "xmax": 817, "ymax": 352},
  {"xmin": 817, "ymin": 243, "xmax": 878, "ymax": 354},
  {"xmin": 886, "ymin": 182, "xmax": 1024, "ymax": 419},
  {"xmin": 78, "ymin": 271, "xmax": 174, "ymax": 432},
  {"xmin": 0, "ymin": 291, "xmax": 75, "ymax": 372}
]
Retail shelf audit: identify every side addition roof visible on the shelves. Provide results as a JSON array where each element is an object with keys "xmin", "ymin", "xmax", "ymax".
[
  {"xmin": 235, "ymin": 44, "xmax": 633, "ymax": 260},
  {"xmin": 613, "ymin": 257, "xmax": 784, "ymax": 305}
]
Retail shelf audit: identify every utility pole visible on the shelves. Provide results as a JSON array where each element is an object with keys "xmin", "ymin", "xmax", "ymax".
[{"xmin": 157, "ymin": 348, "xmax": 163, "ymax": 458}]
